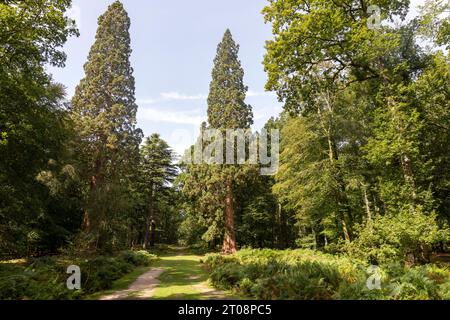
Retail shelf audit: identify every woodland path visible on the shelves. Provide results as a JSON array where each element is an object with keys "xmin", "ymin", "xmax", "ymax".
[{"xmin": 99, "ymin": 248, "xmax": 235, "ymax": 300}]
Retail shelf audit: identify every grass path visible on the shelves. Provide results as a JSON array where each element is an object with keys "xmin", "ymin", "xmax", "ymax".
[
  {"xmin": 87, "ymin": 266, "xmax": 155, "ymax": 300},
  {"xmin": 98, "ymin": 249, "xmax": 238, "ymax": 300}
]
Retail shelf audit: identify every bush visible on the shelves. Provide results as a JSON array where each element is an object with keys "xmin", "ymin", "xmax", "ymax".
[
  {"xmin": 204, "ymin": 249, "xmax": 450, "ymax": 300},
  {"xmin": 80, "ymin": 256, "xmax": 131, "ymax": 293},
  {"xmin": 250, "ymin": 260, "xmax": 342, "ymax": 300},
  {"xmin": 0, "ymin": 250, "xmax": 158, "ymax": 299},
  {"xmin": 438, "ymin": 282, "xmax": 450, "ymax": 299},
  {"xmin": 119, "ymin": 250, "xmax": 156, "ymax": 267},
  {"xmin": 342, "ymin": 208, "xmax": 450, "ymax": 265},
  {"xmin": 209, "ymin": 262, "xmax": 244, "ymax": 290},
  {"xmin": 204, "ymin": 249, "xmax": 357, "ymax": 299},
  {"xmin": 80, "ymin": 251, "xmax": 157, "ymax": 293},
  {"xmin": 0, "ymin": 258, "xmax": 78, "ymax": 300}
]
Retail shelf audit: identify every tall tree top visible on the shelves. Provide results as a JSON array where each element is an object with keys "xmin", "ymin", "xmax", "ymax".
[
  {"xmin": 79, "ymin": 0, "xmax": 135, "ymax": 105},
  {"xmin": 71, "ymin": 0, "xmax": 142, "ymax": 178},
  {"xmin": 207, "ymin": 29, "xmax": 253, "ymax": 129},
  {"xmin": 71, "ymin": 0, "xmax": 139, "ymax": 137}
]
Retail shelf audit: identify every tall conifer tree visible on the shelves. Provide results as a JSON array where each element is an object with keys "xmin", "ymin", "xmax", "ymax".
[
  {"xmin": 208, "ymin": 30, "xmax": 253, "ymax": 254},
  {"xmin": 184, "ymin": 30, "xmax": 253, "ymax": 254},
  {"xmin": 71, "ymin": 1, "xmax": 142, "ymax": 239},
  {"xmin": 207, "ymin": 29, "xmax": 253, "ymax": 129}
]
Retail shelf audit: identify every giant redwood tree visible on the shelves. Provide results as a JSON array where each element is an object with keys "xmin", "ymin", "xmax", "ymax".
[
  {"xmin": 70, "ymin": 1, "xmax": 142, "ymax": 244},
  {"xmin": 183, "ymin": 30, "xmax": 253, "ymax": 254},
  {"xmin": 208, "ymin": 30, "xmax": 253, "ymax": 254}
]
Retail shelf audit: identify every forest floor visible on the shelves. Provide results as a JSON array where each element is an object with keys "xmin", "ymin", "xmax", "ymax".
[{"xmin": 97, "ymin": 248, "xmax": 239, "ymax": 300}]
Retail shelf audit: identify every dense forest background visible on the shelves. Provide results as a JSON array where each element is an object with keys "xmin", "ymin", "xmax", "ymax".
[{"xmin": 1, "ymin": 0, "xmax": 449, "ymax": 279}]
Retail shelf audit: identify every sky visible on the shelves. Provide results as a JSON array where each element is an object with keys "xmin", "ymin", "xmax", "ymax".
[{"xmin": 48, "ymin": 0, "xmax": 425, "ymax": 156}]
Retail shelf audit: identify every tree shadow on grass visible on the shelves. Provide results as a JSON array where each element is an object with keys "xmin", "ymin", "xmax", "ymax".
[{"xmin": 148, "ymin": 253, "xmax": 239, "ymax": 300}]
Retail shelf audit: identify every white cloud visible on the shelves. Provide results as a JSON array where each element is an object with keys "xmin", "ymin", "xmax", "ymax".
[
  {"xmin": 137, "ymin": 92, "xmax": 207, "ymax": 105},
  {"xmin": 138, "ymin": 107, "xmax": 206, "ymax": 125},
  {"xmin": 160, "ymin": 92, "xmax": 207, "ymax": 101},
  {"xmin": 137, "ymin": 90, "xmax": 276, "ymax": 105}
]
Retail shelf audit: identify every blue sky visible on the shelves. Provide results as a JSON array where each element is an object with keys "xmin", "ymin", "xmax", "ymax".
[
  {"xmin": 48, "ymin": 0, "xmax": 424, "ymax": 155},
  {"xmin": 48, "ymin": 0, "xmax": 283, "ymax": 155}
]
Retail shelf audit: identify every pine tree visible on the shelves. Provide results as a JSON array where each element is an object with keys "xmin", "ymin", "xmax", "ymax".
[
  {"xmin": 139, "ymin": 134, "xmax": 177, "ymax": 249},
  {"xmin": 70, "ymin": 1, "xmax": 143, "ymax": 242}
]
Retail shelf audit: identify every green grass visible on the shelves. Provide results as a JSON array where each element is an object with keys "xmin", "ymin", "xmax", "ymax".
[
  {"xmin": 151, "ymin": 254, "xmax": 208, "ymax": 299},
  {"xmin": 148, "ymin": 249, "xmax": 241, "ymax": 300},
  {"xmin": 81, "ymin": 247, "xmax": 243, "ymax": 300}
]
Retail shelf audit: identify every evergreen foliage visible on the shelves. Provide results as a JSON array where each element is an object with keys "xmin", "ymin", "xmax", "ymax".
[{"xmin": 70, "ymin": 1, "xmax": 143, "ymax": 250}]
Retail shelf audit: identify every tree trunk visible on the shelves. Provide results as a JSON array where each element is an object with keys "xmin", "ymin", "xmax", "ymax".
[
  {"xmin": 82, "ymin": 175, "xmax": 96, "ymax": 232},
  {"xmin": 277, "ymin": 203, "xmax": 285, "ymax": 249},
  {"xmin": 401, "ymin": 153, "xmax": 417, "ymax": 201},
  {"xmin": 362, "ymin": 182, "xmax": 372, "ymax": 222},
  {"xmin": 327, "ymin": 133, "xmax": 352, "ymax": 241},
  {"xmin": 342, "ymin": 219, "xmax": 350, "ymax": 242},
  {"xmin": 143, "ymin": 185, "xmax": 154, "ymax": 249},
  {"xmin": 82, "ymin": 207, "xmax": 91, "ymax": 232},
  {"xmin": 311, "ymin": 223, "xmax": 317, "ymax": 250},
  {"xmin": 387, "ymin": 93, "xmax": 417, "ymax": 207},
  {"xmin": 222, "ymin": 180, "xmax": 237, "ymax": 255},
  {"xmin": 149, "ymin": 220, "xmax": 156, "ymax": 247},
  {"xmin": 83, "ymin": 159, "xmax": 102, "ymax": 232},
  {"xmin": 319, "ymin": 96, "xmax": 353, "ymax": 241}
]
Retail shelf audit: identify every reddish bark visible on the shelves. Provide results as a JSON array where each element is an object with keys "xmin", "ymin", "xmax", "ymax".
[{"xmin": 222, "ymin": 180, "xmax": 237, "ymax": 255}]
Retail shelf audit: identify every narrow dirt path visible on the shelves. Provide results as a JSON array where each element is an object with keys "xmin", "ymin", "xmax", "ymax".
[
  {"xmin": 99, "ymin": 251, "xmax": 236, "ymax": 300},
  {"xmin": 99, "ymin": 268, "xmax": 164, "ymax": 300}
]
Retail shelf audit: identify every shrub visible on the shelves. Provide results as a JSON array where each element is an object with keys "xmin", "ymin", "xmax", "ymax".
[
  {"xmin": 209, "ymin": 261, "xmax": 244, "ymax": 290},
  {"xmin": 80, "ymin": 250, "xmax": 157, "ymax": 293},
  {"xmin": 0, "ymin": 258, "xmax": 77, "ymax": 300},
  {"xmin": 79, "ymin": 256, "xmax": 131, "ymax": 293},
  {"xmin": 0, "ymin": 250, "xmax": 158, "ymax": 299},
  {"xmin": 438, "ymin": 282, "xmax": 450, "ymax": 299},
  {"xmin": 342, "ymin": 208, "xmax": 450, "ymax": 265},
  {"xmin": 204, "ymin": 249, "xmax": 450, "ymax": 300},
  {"xmin": 238, "ymin": 278, "xmax": 254, "ymax": 296},
  {"xmin": 205, "ymin": 249, "xmax": 355, "ymax": 299},
  {"xmin": 250, "ymin": 260, "xmax": 342, "ymax": 300},
  {"xmin": 119, "ymin": 250, "xmax": 157, "ymax": 267},
  {"xmin": 337, "ymin": 263, "xmax": 450, "ymax": 300}
]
